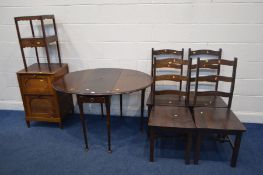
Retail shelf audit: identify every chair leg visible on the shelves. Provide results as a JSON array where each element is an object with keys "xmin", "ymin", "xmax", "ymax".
[
  {"xmin": 231, "ymin": 133, "xmax": 242, "ymax": 167},
  {"xmin": 150, "ymin": 128, "xmax": 155, "ymax": 162},
  {"xmin": 194, "ymin": 133, "xmax": 202, "ymax": 164},
  {"xmin": 120, "ymin": 94, "xmax": 123, "ymax": 118},
  {"xmin": 71, "ymin": 101, "xmax": 75, "ymax": 114},
  {"xmin": 147, "ymin": 105, "xmax": 152, "ymax": 138},
  {"xmin": 100, "ymin": 103, "xmax": 104, "ymax": 118},
  {"xmin": 185, "ymin": 132, "xmax": 192, "ymax": 165},
  {"xmin": 147, "ymin": 105, "xmax": 152, "ymax": 118}
]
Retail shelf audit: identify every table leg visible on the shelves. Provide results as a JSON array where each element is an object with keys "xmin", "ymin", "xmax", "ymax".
[
  {"xmin": 105, "ymin": 96, "xmax": 112, "ymax": 153},
  {"xmin": 77, "ymin": 97, "xmax": 89, "ymax": 150},
  {"xmin": 120, "ymin": 94, "xmax": 123, "ymax": 118},
  {"xmin": 150, "ymin": 128, "xmax": 155, "ymax": 162},
  {"xmin": 141, "ymin": 89, "xmax": 146, "ymax": 131},
  {"xmin": 231, "ymin": 133, "xmax": 242, "ymax": 167},
  {"xmin": 100, "ymin": 103, "xmax": 104, "ymax": 118}
]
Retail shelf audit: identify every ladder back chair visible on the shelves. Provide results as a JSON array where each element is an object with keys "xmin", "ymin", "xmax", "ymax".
[
  {"xmin": 193, "ymin": 58, "xmax": 246, "ymax": 167},
  {"xmin": 147, "ymin": 48, "xmax": 185, "ymax": 116},
  {"xmin": 193, "ymin": 58, "xmax": 236, "ymax": 108},
  {"xmin": 148, "ymin": 58, "xmax": 196, "ymax": 164},
  {"xmin": 188, "ymin": 48, "xmax": 227, "ymax": 108}
]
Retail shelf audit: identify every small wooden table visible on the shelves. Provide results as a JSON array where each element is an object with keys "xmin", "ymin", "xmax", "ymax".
[{"xmin": 52, "ymin": 68, "xmax": 153, "ymax": 152}]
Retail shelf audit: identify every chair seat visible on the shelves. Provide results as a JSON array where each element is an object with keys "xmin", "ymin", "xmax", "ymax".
[
  {"xmin": 148, "ymin": 106, "xmax": 195, "ymax": 129},
  {"xmin": 194, "ymin": 107, "xmax": 246, "ymax": 132},
  {"xmin": 146, "ymin": 92, "xmax": 228, "ymax": 108},
  {"xmin": 189, "ymin": 92, "xmax": 228, "ymax": 108},
  {"xmin": 146, "ymin": 93, "xmax": 187, "ymax": 107}
]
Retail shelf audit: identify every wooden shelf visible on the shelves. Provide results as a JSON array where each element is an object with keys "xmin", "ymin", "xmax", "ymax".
[
  {"xmin": 14, "ymin": 15, "xmax": 62, "ymax": 71},
  {"xmin": 17, "ymin": 63, "xmax": 67, "ymax": 74},
  {"xmin": 20, "ymin": 36, "xmax": 58, "ymax": 48},
  {"xmin": 15, "ymin": 15, "xmax": 54, "ymax": 21}
]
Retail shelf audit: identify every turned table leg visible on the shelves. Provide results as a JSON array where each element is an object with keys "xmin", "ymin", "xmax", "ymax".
[
  {"xmin": 105, "ymin": 96, "xmax": 112, "ymax": 153},
  {"xmin": 120, "ymin": 94, "xmax": 123, "ymax": 118},
  {"xmin": 140, "ymin": 89, "xmax": 145, "ymax": 131},
  {"xmin": 77, "ymin": 95, "xmax": 89, "ymax": 150}
]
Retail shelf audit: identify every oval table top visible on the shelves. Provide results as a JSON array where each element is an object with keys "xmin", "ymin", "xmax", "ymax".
[{"xmin": 52, "ymin": 68, "xmax": 153, "ymax": 96}]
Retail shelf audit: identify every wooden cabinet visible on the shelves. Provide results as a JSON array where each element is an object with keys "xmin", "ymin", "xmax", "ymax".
[
  {"xmin": 17, "ymin": 63, "xmax": 73, "ymax": 128},
  {"xmin": 14, "ymin": 15, "xmax": 73, "ymax": 128}
]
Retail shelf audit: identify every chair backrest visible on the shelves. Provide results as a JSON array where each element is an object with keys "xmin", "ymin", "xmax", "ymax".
[
  {"xmin": 152, "ymin": 48, "xmax": 184, "ymax": 76},
  {"xmin": 151, "ymin": 48, "xmax": 184, "ymax": 97},
  {"xmin": 152, "ymin": 57, "xmax": 192, "ymax": 106},
  {"xmin": 188, "ymin": 48, "xmax": 222, "ymax": 91},
  {"xmin": 188, "ymin": 49, "xmax": 222, "ymax": 58},
  {"xmin": 193, "ymin": 58, "xmax": 238, "ymax": 108}
]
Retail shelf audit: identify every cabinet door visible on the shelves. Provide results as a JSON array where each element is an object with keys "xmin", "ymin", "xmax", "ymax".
[
  {"xmin": 24, "ymin": 95, "xmax": 59, "ymax": 118},
  {"xmin": 19, "ymin": 75, "xmax": 53, "ymax": 94}
]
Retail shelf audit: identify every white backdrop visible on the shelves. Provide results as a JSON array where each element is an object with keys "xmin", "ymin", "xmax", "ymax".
[{"xmin": 0, "ymin": 0, "xmax": 263, "ymax": 123}]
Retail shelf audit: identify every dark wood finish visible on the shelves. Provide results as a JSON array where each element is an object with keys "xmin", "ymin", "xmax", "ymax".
[
  {"xmin": 17, "ymin": 63, "xmax": 73, "ymax": 127},
  {"xmin": 155, "ymin": 58, "xmax": 188, "ymax": 69},
  {"xmin": 105, "ymin": 96, "xmax": 112, "ymax": 153},
  {"xmin": 194, "ymin": 108, "xmax": 246, "ymax": 132},
  {"xmin": 189, "ymin": 49, "xmax": 222, "ymax": 57},
  {"xmin": 148, "ymin": 58, "xmax": 194, "ymax": 163},
  {"xmin": 154, "ymin": 57, "xmax": 191, "ymax": 105},
  {"xmin": 189, "ymin": 93, "xmax": 228, "ymax": 108},
  {"xmin": 155, "ymin": 74, "xmax": 188, "ymax": 82},
  {"xmin": 147, "ymin": 48, "xmax": 184, "ymax": 110},
  {"xmin": 149, "ymin": 106, "xmax": 195, "ymax": 129},
  {"xmin": 141, "ymin": 89, "xmax": 145, "ymax": 131},
  {"xmin": 188, "ymin": 49, "xmax": 226, "ymax": 108},
  {"xmin": 53, "ymin": 68, "xmax": 152, "ymax": 95},
  {"xmin": 100, "ymin": 103, "xmax": 104, "ymax": 118},
  {"xmin": 148, "ymin": 106, "xmax": 195, "ymax": 164},
  {"xmin": 14, "ymin": 15, "xmax": 62, "ymax": 71},
  {"xmin": 120, "ymin": 94, "xmax": 123, "ymax": 117},
  {"xmin": 155, "ymin": 90, "xmax": 188, "ymax": 96},
  {"xmin": 231, "ymin": 133, "xmax": 242, "ymax": 167},
  {"xmin": 147, "ymin": 94, "xmax": 187, "ymax": 108},
  {"xmin": 152, "ymin": 49, "xmax": 183, "ymax": 56},
  {"xmin": 20, "ymin": 36, "xmax": 58, "ymax": 48},
  {"xmin": 193, "ymin": 106, "xmax": 246, "ymax": 167},
  {"xmin": 52, "ymin": 68, "xmax": 152, "ymax": 151},
  {"xmin": 77, "ymin": 95, "xmax": 89, "ymax": 150},
  {"xmin": 19, "ymin": 74, "xmax": 53, "ymax": 94},
  {"xmin": 193, "ymin": 58, "xmax": 237, "ymax": 108},
  {"xmin": 192, "ymin": 58, "xmax": 244, "ymax": 167},
  {"xmin": 14, "ymin": 15, "xmax": 55, "ymax": 21},
  {"xmin": 29, "ymin": 20, "xmax": 40, "ymax": 65},
  {"xmin": 52, "ymin": 17, "xmax": 62, "ymax": 66}
]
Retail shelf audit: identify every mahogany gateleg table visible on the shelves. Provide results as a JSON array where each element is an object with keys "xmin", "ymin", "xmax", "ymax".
[{"xmin": 52, "ymin": 68, "xmax": 153, "ymax": 152}]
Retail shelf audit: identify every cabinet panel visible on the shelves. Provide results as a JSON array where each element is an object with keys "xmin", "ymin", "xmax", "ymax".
[
  {"xmin": 17, "ymin": 63, "xmax": 72, "ymax": 127},
  {"xmin": 24, "ymin": 95, "xmax": 59, "ymax": 118},
  {"xmin": 20, "ymin": 75, "xmax": 53, "ymax": 94}
]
